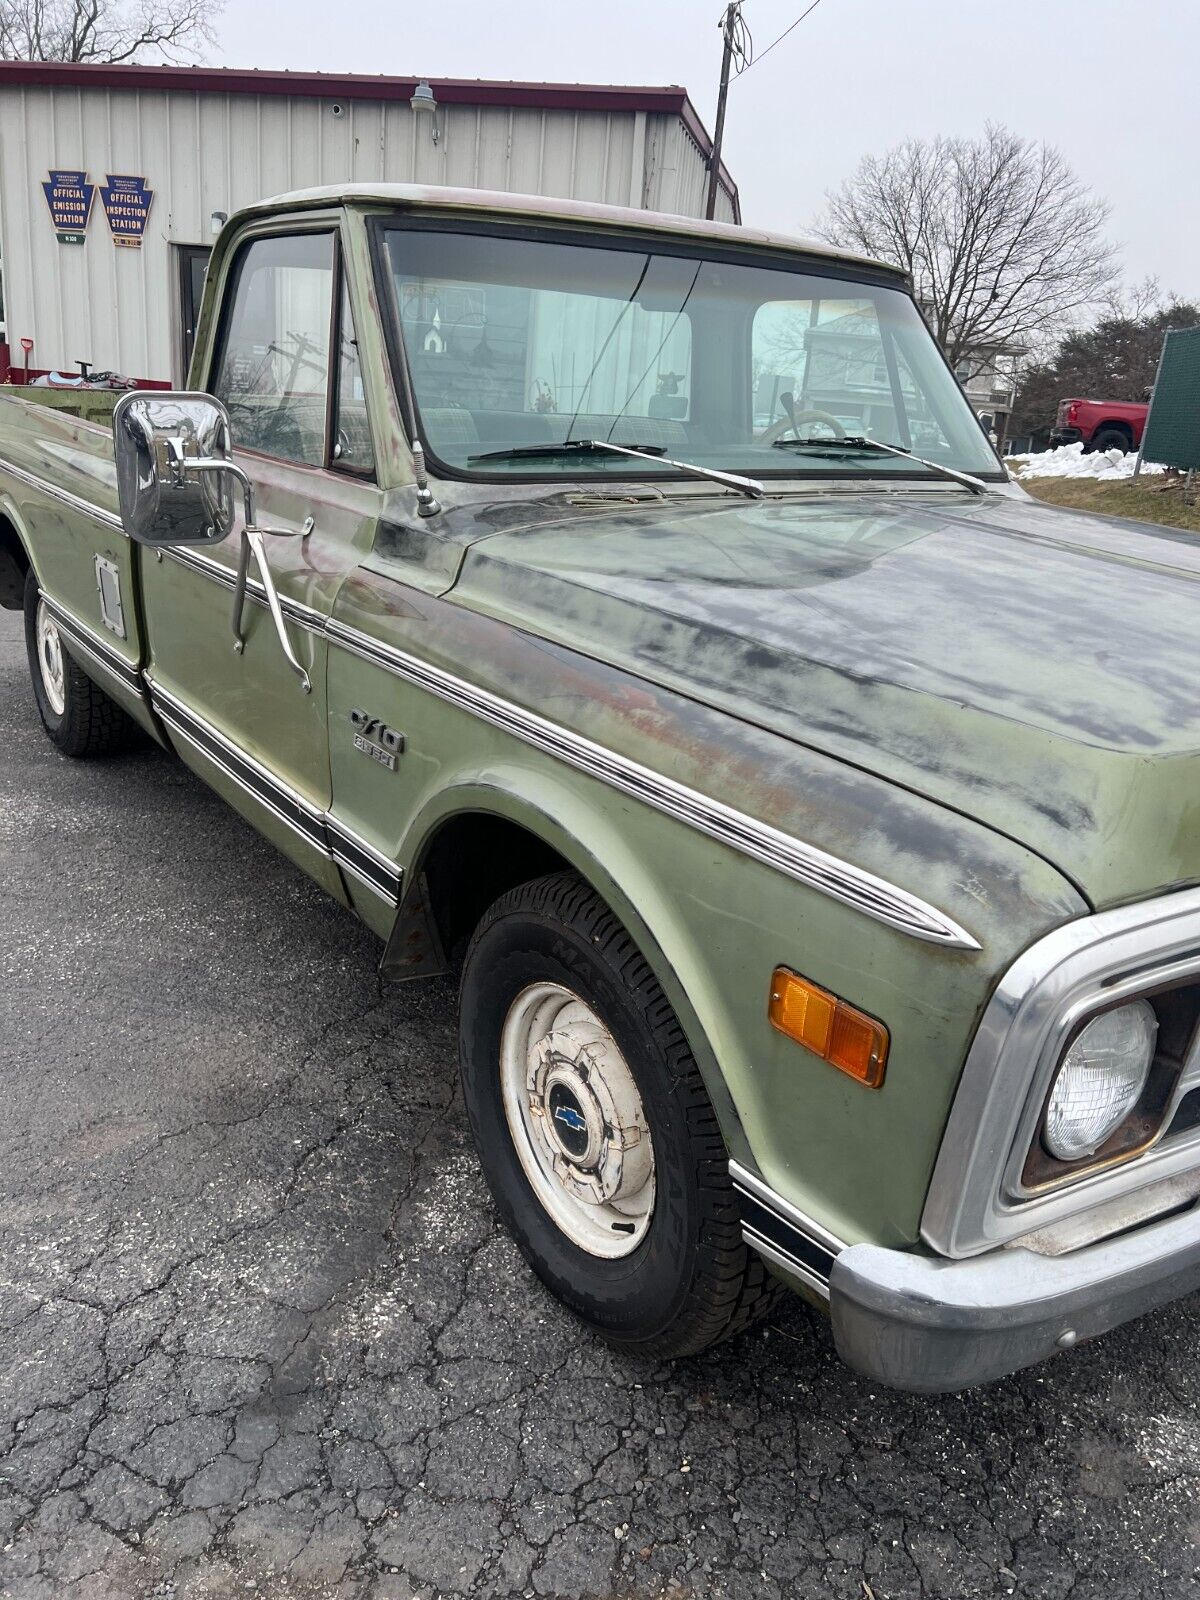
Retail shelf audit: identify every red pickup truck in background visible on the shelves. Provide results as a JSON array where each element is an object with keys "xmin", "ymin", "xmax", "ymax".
[{"xmin": 1049, "ymin": 397, "xmax": 1149, "ymax": 452}]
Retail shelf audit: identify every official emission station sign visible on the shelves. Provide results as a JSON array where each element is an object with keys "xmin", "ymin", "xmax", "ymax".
[
  {"xmin": 41, "ymin": 171, "xmax": 154, "ymax": 247},
  {"xmin": 42, "ymin": 170, "xmax": 94, "ymax": 245}
]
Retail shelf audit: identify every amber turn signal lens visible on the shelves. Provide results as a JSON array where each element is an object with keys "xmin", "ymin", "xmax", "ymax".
[{"xmin": 768, "ymin": 967, "xmax": 889, "ymax": 1088}]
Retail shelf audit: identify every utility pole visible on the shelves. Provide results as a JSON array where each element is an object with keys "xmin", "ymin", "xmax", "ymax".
[{"xmin": 705, "ymin": 2, "xmax": 740, "ymax": 220}]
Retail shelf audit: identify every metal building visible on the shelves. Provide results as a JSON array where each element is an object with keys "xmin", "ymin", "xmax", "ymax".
[{"xmin": 0, "ymin": 62, "xmax": 739, "ymax": 386}]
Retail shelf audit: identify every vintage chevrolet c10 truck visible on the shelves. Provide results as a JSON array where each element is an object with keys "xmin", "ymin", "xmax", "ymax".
[{"xmin": 1, "ymin": 185, "xmax": 1198, "ymax": 1392}]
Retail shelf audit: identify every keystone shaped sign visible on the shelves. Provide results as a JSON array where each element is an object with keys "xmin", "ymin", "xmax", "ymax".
[
  {"xmin": 42, "ymin": 170, "xmax": 95, "ymax": 245},
  {"xmin": 99, "ymin": 174, "xmax": 154, "ymax": 248}
]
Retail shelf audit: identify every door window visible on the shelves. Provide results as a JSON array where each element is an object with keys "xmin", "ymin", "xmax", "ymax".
[
  {"xmin": 332, "ymin": 280, "xmax": 374, "ymax": 476},
  {"xmin": 212, "ymin": 232, "xmax": 335, "ymax": 466}
]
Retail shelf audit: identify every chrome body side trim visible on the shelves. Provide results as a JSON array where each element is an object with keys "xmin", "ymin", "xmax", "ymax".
[
  {"xmin": 40, "ymin": 592, "xmax": 143, "ymax": 694},
  {"xmin": 730, "ymin": 1159, "xmax": 846, "ymax": 1299},
  {"xmin": 164, "ymin": 544, "xmax": 328, "ymax": 630},
  {"xmin": 145, "ymin": 676, "xmax": 402, "ymax": 907},
  {"xmin": 742, "ymin": 1226, "xmax": 832, "ymax": 1299},
  {"xmin": 0, "ymin": 456, "xmax": 125, "ymax": 534},
  {"xmin": 148, "ymin": 677, "xmax": 328, "ymax": 852},
  {"xmin": 14, "ymin": 454, "xmax": 978, "ymax": 950},
  {"xmin": 165, "ymin": 543, "xmax": 241, "ymax": 593},
  {"xmin": 922, "ymin": 885, "xmax": 1200, "ymax": 1259},
  {"xmin": 324, "ymin": 620, "xmax": 980, "ymax": 951},
  {"xmin": 325, "ymin": 816, "xmax": 404, "ymax": 901}
]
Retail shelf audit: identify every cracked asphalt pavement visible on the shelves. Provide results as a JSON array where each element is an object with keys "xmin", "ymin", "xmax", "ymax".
[{"xmin": 1, "ymin": 606, "xmax": 1199, "ymax": 1600}]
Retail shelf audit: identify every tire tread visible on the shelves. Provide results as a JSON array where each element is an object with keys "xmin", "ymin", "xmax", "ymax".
[{"xmin": 466, "ymin": 870, "xmax": 783, "ymax": 1358}]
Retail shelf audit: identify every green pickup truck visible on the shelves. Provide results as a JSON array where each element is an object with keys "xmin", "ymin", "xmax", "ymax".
[{"xmin": 2, "ymin": 185, "xmax": 1198, "ymax": 1392}]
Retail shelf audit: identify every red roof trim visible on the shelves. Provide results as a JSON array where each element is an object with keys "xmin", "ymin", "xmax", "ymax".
[{"xmin": 0, "ymin": 60, "xmax": 739, "ymax": 211}]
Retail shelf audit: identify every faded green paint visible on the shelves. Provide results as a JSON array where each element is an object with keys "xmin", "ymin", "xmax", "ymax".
[
  {"xmin": 1, "ymin": 191, "xmax": 1193, "ymax": 1281},
  {"xmin": 4, "ymin": 386, "xmax": 121, "ymax": 426},
  {"xmin": 327, "ymin": 566, "xmax": 1083, "ymax": 1247},
  {"xmin": 0, "ymin": 394, "xmax": 158, "ymax": 739},
  {"xmin": 451, "ymin": 487, "xmax": 1200, "ymax": 911}
]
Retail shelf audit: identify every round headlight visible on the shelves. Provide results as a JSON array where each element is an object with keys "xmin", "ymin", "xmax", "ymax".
[{"xmin": 1044, "ymin": 1000, "xmax": 1158, "ymax": 1162}]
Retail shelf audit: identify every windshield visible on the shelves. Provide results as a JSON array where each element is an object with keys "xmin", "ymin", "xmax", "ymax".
[{"xmin": 378, "ymin": 223, "xmax": 1002, "ymax": 484}]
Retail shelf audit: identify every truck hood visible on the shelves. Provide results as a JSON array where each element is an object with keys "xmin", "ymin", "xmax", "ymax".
[{"xmin": 452, "ymin": 487, "xmax": 1200, "ymax": 909}]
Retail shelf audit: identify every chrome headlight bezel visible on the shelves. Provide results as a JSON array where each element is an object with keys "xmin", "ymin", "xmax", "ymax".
[
  {"xmin": 1005, "ymin": 975, "xmax": 1199, "ymax": 1203},
  {"xmin": 922, "ymin": 888, "xmax": 1200, "ymax": 1259}
]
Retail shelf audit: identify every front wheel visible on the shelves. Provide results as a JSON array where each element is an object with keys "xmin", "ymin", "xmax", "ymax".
[{"xmin": 458, "ymin": 872, "xmax": 779, "ymax": 1358}]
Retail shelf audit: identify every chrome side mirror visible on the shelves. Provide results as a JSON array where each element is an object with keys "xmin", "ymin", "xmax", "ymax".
[
  {"xmin": 113, "ymin": 392, "xmax": 242, "ymax": 546},
  {"xmin": 113, "ymin": 391, "xmax": 313, "ymax": 694}
]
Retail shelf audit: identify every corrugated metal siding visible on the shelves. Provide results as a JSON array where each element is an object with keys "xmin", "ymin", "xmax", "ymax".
[
  {"xmin": 0, "ymin": 84, "xmax": 737, "ymax": 382},
  {"xmin": 643, "ymin": 115, "xmax": 738, "ymax": 226}
]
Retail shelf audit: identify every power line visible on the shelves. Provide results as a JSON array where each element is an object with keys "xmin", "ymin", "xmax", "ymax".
[
  {"xmin": 734, "ymin": 0, "xmax": 827, "ymax": 77},
  {"xmin": 705, "ymin": 0, "xmax": 827, "ymax": 218},
  {"xmin": 728, "ymin": 5, "xmax": 754, "ymax": 73}
]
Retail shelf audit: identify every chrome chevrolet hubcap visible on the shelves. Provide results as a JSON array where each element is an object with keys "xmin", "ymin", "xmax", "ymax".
[
  {"xmin": 36, "ymin": 601, "xmax": 66, "ymax": 716},
  {"xmin": 500, "ymin": 982, "xmax": 656, "ymax": 1258}
]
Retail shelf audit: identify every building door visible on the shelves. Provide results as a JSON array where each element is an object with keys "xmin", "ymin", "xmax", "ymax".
[{"xmin": 177, "ymin": 244, "xmax": 211, "ymax": 382}]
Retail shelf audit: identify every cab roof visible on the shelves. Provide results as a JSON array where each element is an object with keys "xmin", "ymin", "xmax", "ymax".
[{"xmin": 230, "ymin": 183, "xmax": 905, "ymax": 280}]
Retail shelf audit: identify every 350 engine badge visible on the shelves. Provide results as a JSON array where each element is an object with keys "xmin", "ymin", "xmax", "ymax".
[{"xmin": 349, "ymin": 708, "xmax": 405, "ymax": 771}]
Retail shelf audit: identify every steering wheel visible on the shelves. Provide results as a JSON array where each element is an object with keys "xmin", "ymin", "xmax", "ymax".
[{"xmin": 757, "ymin": 406, "xmax": 847, "ymax": 445}]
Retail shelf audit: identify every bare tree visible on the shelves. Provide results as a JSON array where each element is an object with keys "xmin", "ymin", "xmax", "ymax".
[
  {"xmin": 0, "ymin": 0, "xmax": 219, "ymax": 62},
  {"xmin": 815, "ymin": 125, "xmax": 1118, "ymax": 375}
]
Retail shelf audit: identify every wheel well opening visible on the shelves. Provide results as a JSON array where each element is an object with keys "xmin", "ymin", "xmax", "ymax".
[
  {"xmin": 0, "ymin": 515, "xmax": 31, "ymax": 610},
  {"xmin": 1095, "ymin": 420, "xmax": 1134, "ymax": 442},
  {"xmin": 406, "ymin": 813, "xmax": 571, "ymax": 973}
]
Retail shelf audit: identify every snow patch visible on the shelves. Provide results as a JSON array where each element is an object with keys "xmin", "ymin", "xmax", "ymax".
[{"xmin": 1005, "ymin": 441, "xmax": 1165, "ymax": 481}]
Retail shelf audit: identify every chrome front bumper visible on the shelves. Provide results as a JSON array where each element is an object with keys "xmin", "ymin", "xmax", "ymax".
[
  {"xmin": 731, "ymin": 1161, "xmax": 1200, "ymax": 1391},
  {"xmin": 829, "ymin": 1202, "xmax": 1200, "ymax": 1392}
]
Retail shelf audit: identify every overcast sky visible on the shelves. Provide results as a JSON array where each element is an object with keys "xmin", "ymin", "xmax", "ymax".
[{"xmin": 216, "ymin": 0, "xmax": 1195, "ymax": 304}]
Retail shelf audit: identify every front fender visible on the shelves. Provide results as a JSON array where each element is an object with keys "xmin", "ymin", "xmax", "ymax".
[
  {"xmin": 385, "ymin": 767, "xmax": 754, "ymax": 1161},
  {"xmin": 327, "ymin": 571, "xmax": 1085, "ymax": 1249}
]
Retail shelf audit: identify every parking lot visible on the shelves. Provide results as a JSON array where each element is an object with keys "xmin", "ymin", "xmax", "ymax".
[{"xmin": 0, "ymin": 603, "xmax": 1198, "ymax": 1600}]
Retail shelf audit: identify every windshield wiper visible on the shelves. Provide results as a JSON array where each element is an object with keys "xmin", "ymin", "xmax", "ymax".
[
  {"xmin": 470, "ymin": 439, "xmax": 664, "ymax": 462},
  {"xmin": 772, "ymin": 435, "xmax": 989, "ymax": 495},
  {"xmin": 469, "ymin": 437, "xmax": 764, "ymax": 499}
]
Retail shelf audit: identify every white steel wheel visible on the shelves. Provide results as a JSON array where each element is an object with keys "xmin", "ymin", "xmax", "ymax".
[
  {"xmin": 35, "ymin": 600, "xmax": 66, "ymax": 716},
  {"xmin": 499, "ymin": 981, "xmax": 656, "ymax": 1258}
]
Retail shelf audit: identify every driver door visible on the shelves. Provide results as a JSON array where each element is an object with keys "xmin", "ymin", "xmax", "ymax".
[{"xmin": 141, "ymin": 220, "xmax": 381, "ymax": 900}]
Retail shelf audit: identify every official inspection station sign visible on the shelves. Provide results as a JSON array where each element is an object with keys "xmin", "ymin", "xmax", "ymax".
[
  {"xmin": 42, "ymin": 170, "xmax": 94, "ymax": 245},
  {"xmin": 99, "ymin": 174, "xmax": 154, "ymax": 247}
]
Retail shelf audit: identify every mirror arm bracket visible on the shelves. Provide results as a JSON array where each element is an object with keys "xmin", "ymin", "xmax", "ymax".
[
  {"xmin": 181, "ymin": 455, "xmax": 312, "ymax": 694},
  {"xmin": 183, "ymin": 452, "xmax": 256, "ymax": 528},
  {"xmin": 234, "ymin": 526, "xmax": 312, "ymax": 693}
]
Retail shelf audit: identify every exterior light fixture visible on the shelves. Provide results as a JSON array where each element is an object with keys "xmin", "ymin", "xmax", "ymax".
[
  {"xmin": 410, "ymin": 79, "xmax": 441, "ymax": 146},
  {"xmin": 210, "ymin": 210, "xmax": 228, "ymax": 236},
  {"xmin": 768, "ymin": 967, "xmax": 890, "ymax": 1088}
]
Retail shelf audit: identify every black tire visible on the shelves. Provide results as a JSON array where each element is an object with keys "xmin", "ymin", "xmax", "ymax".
[
  {"xmin": 458, "ymin": 871, "xmax": 781, "ymax": 1358},
  {"xmin": 23, "ymin": 569, "xmax": 141, "ymax": 758},
  {"xmin": 1091, "ymin": 427, "xmax": 1132, "ymax": 454}
]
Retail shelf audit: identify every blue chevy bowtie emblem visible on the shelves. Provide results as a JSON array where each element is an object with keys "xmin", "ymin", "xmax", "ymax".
[{"xmin": 554, "ymin": 1104, "xmax": 587, "ymax": 1133}]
